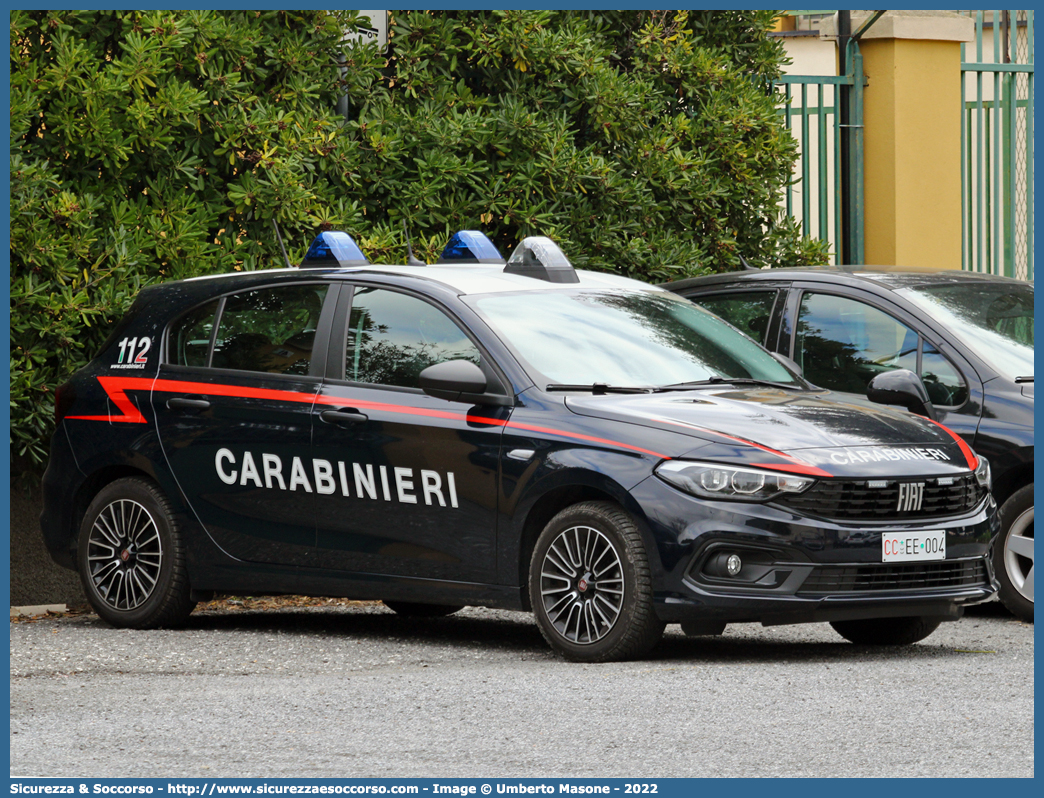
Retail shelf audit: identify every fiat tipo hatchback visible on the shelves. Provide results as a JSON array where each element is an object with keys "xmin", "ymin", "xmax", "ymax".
[{"xmin": 42, "ymin": 233, "xmax": 998, "ymax": 661}]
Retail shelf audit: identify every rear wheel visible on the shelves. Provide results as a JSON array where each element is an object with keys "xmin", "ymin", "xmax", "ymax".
[
  {"xmin": 77, "ymin": 477, "xmax": 195, "ymax": 628},
  {"xmin": 830, "ymin": 616, "xmax": 941, "ymax": 645},
  {"xmin": 994, "ymin": 484, "xmax": 1033, "ymax": 622},
  {"xmin": 529, "ymin": 501, "xmax": 664, "ymax": 662},
  {"xmin": 382, "ymin": 601, "xmax": 463, "ymax": 617}
]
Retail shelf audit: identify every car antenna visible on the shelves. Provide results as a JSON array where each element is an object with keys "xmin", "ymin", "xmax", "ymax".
[
  {"xmin": 738, "ymin": 254, "xmax": 759, "ymax": 272},
  {"xmin": 403, "ymin": 220, "xmax": 426, "ymax": 266},
  {"xmin": 271, "ymin": 219, "xmax": 294, "ymax": 269}
]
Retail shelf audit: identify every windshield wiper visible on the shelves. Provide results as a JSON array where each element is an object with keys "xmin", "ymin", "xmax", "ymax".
[
  {"xmin": 1016, "ymin": 376, "xmax": 1034, "ymax": 383},
  {"xmin": 546, "ymin": 383, "xmax": 653, "ymax": 395},
  {"xmin": 659, "ymin": 376, "xmax": 803, "ymax": 391}
]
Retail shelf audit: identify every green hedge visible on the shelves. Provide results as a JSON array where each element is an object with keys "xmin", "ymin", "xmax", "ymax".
[{"xmin": 10, "ymin": 9, "xmax": 828, "ymax": 471}]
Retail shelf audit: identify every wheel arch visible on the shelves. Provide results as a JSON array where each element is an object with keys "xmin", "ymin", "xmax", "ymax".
[
  {"xmin": 991, "ymin": 457, "xmax": 1033, "ymax": 506},
  {"xmin": 513, "ymin": 474, "xmax": 656, "ymax": 612},
  {"xmin": 45, "ymin": 454, "xmax": 167, "ymax": 570},
  {"xmin": 69, "ymin": 465, "xmax": 155, "ymax": 550}
]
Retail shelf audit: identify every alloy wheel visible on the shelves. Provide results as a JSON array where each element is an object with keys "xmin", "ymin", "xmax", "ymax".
[
  {"xmin": 538, "ymin": 525, "xmax": 625, "ymax": 644},
  {"xmin": 1003, "ymin": 506, "xmax": 1034, "ymax": 604},
  {"xmin": 86, "ymin": 498, "xmax": 164, "ymax": 611}
]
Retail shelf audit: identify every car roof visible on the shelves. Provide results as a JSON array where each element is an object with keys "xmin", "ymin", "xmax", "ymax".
[
  {"xmin": 663, "ymin": 265, "xmax": 1031, "ymax": 293},
  {"xmin": 180, "ymin": 262, "xmax": 660, "ymax": 297}
]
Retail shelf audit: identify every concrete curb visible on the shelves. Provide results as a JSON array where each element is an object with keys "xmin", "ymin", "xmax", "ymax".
[{"xmin": 11, "ymin": 604, "xmax": 68, "ymax": 617}]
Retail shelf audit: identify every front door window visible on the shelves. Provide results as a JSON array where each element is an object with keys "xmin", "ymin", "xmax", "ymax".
[
  {"xmin": 796, "ymin": 292, "xmax": 918, "ymax": 393},
  {"xmin": 795, "ymin": 292, "xmax": 966, "ymax": 407},
  {"xmin": 345, "ymin": 287, "xmax": 480, "ymax": 387}
]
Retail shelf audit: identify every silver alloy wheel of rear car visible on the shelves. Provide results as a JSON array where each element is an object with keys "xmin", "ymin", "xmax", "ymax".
[
  {"xmin": 538, "ymin": 524, "xmax": 625, "ymax": 644},
  {"xmin": 1003, "ymin": 505, "xmax": 1034, "ymax": 603},
  {"xmin": 86, "ymin": 498, "xmax": 164, "ymax": 611}
]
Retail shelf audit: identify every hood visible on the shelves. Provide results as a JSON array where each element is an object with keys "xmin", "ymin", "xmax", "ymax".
[{"xmin": 565, "ymin": 387, "xmax": 978, "ymax": 478}]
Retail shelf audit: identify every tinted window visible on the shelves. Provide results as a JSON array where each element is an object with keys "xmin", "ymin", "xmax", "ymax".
[
  {"xmin": 169, "ymin": 300, "xmax": 219, "ymax": 367},
  {"xmin": 212, "ymin": 284, "xmax": 328, "ymax": 375},
  {"xmin": 922, "ymin": 342, "xmax": 968, "ymax": 407},
  {"xmin": 795, "ymin": 292, "xmax": 968, "ymax": 405},
  {"xmin": 345, "ymin": 288, "xmax": 480, "ymax": 388},
  {"xmin": 796, "ymin": 293, "xmax": 918, "ymax": 393},
  {"xmin": 691, "ymin": 291, "xmax": 777, "ymax": 345}
]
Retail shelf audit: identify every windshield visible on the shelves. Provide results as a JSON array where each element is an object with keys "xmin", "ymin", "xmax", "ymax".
[
  {"xmin": 898, "ymin": 281, "xmax": 1034, "ymax": 381},
  {"xmin": 468, "ymin": 289, "xmax": 799, "ymax": 388}
]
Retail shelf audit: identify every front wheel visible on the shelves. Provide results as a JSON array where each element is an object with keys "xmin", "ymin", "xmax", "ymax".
[
  {"xmin": 529, "ymin": 501, "xmax": 664, "ymax": 662},
  {"xmin": 994, "ymin": 484, "xmax": 1033, "ymax": 622},
  {"xmin": 77, "ymin": 477, "xmax": 196, "ymax": 628},
  {"xmin": 830, "ymin": 616, "xmax": 942, "ymax": 645}
]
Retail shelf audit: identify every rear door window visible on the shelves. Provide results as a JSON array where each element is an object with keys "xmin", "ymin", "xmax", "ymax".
[
  {"xmin": 688, "ymin": 291, "xmax": 778, "ymax": 345},
  {"xmin": 167, "ymin": 284, "xmax": 329, "ymax": 375},
  {"xmin": 213, "ymin": 284, "xmax": 329, "ymax": 375},
  {"xmin": 169, "ymin": 300, "xmax": 219, "ymax": 367}
]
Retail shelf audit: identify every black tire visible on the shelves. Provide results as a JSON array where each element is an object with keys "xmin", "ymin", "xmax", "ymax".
[
  {"xmin": 830, "ymin": 616, "xmax": 942, "ymax": 645},
  {"xmin": 993, "ymin": 484, "xmax": 1034, "ymax": 622},
  {"xmin": 77, "ymin": 477, "xmax": 196, "ymax": 628},
  {"xmin": 382, "ymin": 601, "xmax": 463, "ymax": 617},
  {"xmin": 529, "ymin": 501, "xmax": 665, "ymax": 662}
]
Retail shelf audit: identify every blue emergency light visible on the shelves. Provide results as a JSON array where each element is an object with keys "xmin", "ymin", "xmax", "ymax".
[
  {"xmin": 436, "ymin": 230, "xmax": 505, "ymax": 265},
  {"xmin": 300, "ymin": 231, "xmax": 369, "ymax": 268}
]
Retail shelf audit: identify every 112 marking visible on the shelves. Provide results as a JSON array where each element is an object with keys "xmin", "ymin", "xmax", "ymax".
[{"xmin": 117, "ymin": 337, "xmax": 151, "ymax": 364}]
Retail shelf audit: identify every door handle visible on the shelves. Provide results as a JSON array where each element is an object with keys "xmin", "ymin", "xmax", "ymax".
[
  {"xmin": 167, "ymin": 397, "xmax": 211, "ymax": 412},
  {"xmin": 320, "ymin": 408, "xmax": 368, "ymax": 425}
]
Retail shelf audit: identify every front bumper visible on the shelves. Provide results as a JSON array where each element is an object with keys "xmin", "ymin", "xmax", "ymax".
[{"xmin": 631, "ymin": 475, "xmax": 1000, "ymax": 626}]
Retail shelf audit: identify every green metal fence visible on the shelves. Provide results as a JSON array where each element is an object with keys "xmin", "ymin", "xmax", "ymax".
[
  {"xmin": 777, "ymin": 75, "xmax": 848, "ymax": 265},
  {"xmin": 776, "ymin": 12, "xmax": 881, "ymax": 267},
  {"xmin": 961, "ymin": 10, "xmax": 1034, "ymax": 280}
]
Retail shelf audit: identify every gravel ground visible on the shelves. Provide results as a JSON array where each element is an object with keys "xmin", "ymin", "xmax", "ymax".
[{"xmin": 9, "ymin": 600, "xmax": 1033, "ymax": 779}]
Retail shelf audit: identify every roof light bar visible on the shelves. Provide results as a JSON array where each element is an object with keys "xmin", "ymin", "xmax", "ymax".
[
  {"xmin": 437, "ymin": 230, "xmax": 505, "ymax": 265},
  {"xmin": 300, "ymin": 231, "xmax": 369, "ymax": 268},
  {"xmin": 503, "ymin": 236, "xmax": 579, "ymax": 283}
]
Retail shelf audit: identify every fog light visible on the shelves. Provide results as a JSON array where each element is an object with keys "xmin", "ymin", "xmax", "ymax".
[{"xmin": 726, "ymin": 554, "xmax": 742, "ymax": 577}]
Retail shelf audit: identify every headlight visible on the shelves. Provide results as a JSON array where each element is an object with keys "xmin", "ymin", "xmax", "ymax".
[
  {"xmin": 655, "ymin": 460, "xmax": 815, "ymax": 502},
  {"xmin": 974, "ymin": 456, "xmax": 991, "ymax": 490}
]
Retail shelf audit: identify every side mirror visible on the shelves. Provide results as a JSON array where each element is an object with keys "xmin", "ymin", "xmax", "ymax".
[
  {"xmin": 419, "ymin": 360, "xmax": 511, "ymax": 406},
  {"xmin": 866, "ymin": 369, "xmax": 937, "ymax": 421}
]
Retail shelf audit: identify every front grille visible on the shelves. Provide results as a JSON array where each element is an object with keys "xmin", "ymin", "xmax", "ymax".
[
  {"xmin": 797, "ymin": 559, "xmax": 988, "ymax": 594},
  {"xmin": 775, "ymin": 474, "xmax": 983, "ymax": 520}
]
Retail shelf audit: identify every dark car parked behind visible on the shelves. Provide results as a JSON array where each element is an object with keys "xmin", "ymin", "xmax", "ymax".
[{"xmin": 665, "ymin": 267, "xmax": 1033, "ymax": 621}]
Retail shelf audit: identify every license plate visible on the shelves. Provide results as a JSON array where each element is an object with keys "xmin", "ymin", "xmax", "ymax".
[{"xmin": 882, "ymin": 530, "xmax": 946, "ymax": 562}]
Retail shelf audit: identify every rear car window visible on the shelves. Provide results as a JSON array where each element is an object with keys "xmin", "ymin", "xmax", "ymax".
[
  {"xmin": 689, "ymin": 291, "xmax": 778, "ymax": 345},
  {"xmin": 167, "ymin": 285, "xmax": 328, "ymax": 375}
]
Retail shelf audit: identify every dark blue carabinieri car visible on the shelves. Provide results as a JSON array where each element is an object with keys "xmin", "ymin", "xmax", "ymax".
[{"xmin": 42, "ymin": 233, "xmax": 998, "ymax": 661}]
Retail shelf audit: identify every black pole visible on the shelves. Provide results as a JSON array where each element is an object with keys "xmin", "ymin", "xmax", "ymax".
[
  {"xmin": 838, "ymin": 11, "xmax": 852, "ymax": 265},
  {"xmin": 272, "ymin": 219, "xmax": 293, "ymax": 269}
]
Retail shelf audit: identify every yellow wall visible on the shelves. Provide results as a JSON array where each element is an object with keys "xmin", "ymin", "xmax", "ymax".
[{"xmin": 860, "ymin": 38, "xmax": 964, "ymax": 269}]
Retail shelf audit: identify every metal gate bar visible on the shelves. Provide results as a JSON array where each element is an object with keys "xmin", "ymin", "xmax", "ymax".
[
  {"xmin": 961, "ymin": 9, "xmax": 1034, "ymax": 280},
  {"xmin": 777, "ymin": 74, "xmax": 853, "ymax": 265}
]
